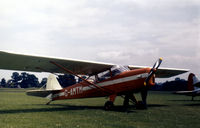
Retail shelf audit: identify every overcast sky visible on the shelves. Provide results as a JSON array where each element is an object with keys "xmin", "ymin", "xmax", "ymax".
[{"xmin": 0, "ymin": 0, "xmax": 199, "ymax": 81}]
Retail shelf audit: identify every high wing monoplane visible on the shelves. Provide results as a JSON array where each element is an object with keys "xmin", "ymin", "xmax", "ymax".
[
  {"xmin": 0, "ymin": 51, "xmax": 189, "ymax": 110},
  {"xmin": 174, "ymin": 73, "xmax": 200, "ymax": 100}
]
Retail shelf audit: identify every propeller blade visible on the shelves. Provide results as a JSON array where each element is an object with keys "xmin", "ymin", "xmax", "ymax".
[
  {"xmin": 152, "ymin": 57, "xmax": 163, "ymax": 70},
  {"xmin": 139, "ymin": 58, "xmax": 163, "ymax": 109},
  {"xmin": 144, "ymin": 58, "xmax": 163, "ymax": 86}
]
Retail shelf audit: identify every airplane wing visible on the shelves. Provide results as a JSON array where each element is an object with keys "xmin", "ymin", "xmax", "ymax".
[
  {"xmin": 128, "ymin": 65, "xmax": 189, "ymax": 78},
  {"xmin": 0, "ymin": 51, "xmax": 188, "ymax": 77},
  {"xmin": 0, "ymin": 51, "xmax": 114, "ymax": 75},
  {"xmin": 174, "ymin": 90, "xmax": 200, "ymax": 96}
]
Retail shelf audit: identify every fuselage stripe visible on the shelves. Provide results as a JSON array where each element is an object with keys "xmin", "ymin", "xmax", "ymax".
[{"xmin": 82, "ymin": 73, "xmax": 148, "ymax": 91}]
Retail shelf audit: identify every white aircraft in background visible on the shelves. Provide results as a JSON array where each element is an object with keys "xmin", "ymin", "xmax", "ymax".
[{"xmin": 175, "ymin": 73, "xmax": 200, "ymax": 100}]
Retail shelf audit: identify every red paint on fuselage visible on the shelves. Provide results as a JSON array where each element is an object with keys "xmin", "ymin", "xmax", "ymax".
[{"xmin": 52, "ymin": 68, "xmax": 155, "ymax": 101}]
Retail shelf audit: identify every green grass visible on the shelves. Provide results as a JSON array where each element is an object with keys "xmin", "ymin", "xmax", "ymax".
[{"xmin": 0, "ymin": 88, "xmax": 200, "ymax": 128}]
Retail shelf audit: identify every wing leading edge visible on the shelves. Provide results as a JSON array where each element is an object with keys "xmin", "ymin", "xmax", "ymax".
[
  {"xmin": 0, "ymin": 51, "xmax": 114, "ymax": 75},
  {"xmin": 128, "ymin": 65, "xmax": 189, "ymax": 78},
  {"xmin": 0, "ymin": 51, "xmax": 189, "ymax": 77}
]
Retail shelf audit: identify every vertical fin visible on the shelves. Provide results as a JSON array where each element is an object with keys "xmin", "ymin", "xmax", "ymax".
[
  {"xmin": 188, "ymin": 73, "xmax": 194, "ymax": 91},
  {"xmin": 46, "ymin": 74, "xmax": 63, "ymax": 90}
]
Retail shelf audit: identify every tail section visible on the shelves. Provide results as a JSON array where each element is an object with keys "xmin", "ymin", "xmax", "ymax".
[
  {"xmin": 187, "ymin": 73, "xmax": 200, "ymax": 91},
  {"xmin": 26, "ymin": 74, "xmax": 62, "ymax": 97},
  {"xmin": 174, "ymin": 73, "xmax": 200, "ymax": 100},
  {"xmin": 187, "ymin": 73, "xmax": 195, "ymax": 91},
  {"xmin": 46, "ymin": 74, "xmax": 63, "ymax": 90}
]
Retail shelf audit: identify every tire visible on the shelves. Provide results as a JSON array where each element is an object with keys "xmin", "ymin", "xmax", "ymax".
[
  {"xmin": 104, "ymin": 101, "xmax": 114, "ymax": 111},
  {"xmin": 136, "ymin": 101, "xmax": 147, "ymax": 109}
]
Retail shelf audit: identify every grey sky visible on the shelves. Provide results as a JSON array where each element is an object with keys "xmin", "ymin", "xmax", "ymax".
[{"xmin": 0, "ymin": 0, "xmax": 199, "ymax": 81}]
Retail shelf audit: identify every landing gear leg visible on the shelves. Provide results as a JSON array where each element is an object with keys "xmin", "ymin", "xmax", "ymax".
[
  {"xmin": 136, "ymin": 89, "xmax": 147, "ymax": 109},
  {"xmin": 104, "ymin": 95, "xmax": 116, "ymax": 110},
  {"xmin": 123, "ymin": 95, "xmax": 130, "ymax": 107},
  {"xmin": 46, "ymin": 100, "xmax": 52, "ymax": 105},
  {"xmin": 104, "ymin": 101, "xmax": 114, "ymax": 110},
  {"xmin": 123, "ymin": 93, "xmax": 138, "ymax": 108},
  {"xmin": 130, "ymin": 94, "xmax": 138, "ymax": 105},
  {"xmin": 192, "ymin": 96, "xmax": 194, "ymax": 101}
]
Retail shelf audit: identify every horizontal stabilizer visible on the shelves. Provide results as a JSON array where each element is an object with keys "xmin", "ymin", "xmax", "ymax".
[
  {"xmin": 174, "ymin": 90, "xmax": 195, "ymax": 95},
  {"xmin": 26, "ymin": 89, "xmax": 60, "ymax": 97},
  {"xmin": 174, "ymin": 90, "xmax": 200, "ymax": 96}
]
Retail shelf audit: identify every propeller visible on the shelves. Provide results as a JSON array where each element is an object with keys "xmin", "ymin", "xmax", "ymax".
[
  {"xmin": 139, "ymin": 58, "xmax": 163, "ymax": 109},
  {"xmin": 144, "ymin": 57, "xmax": 163, "ymax": 86}
]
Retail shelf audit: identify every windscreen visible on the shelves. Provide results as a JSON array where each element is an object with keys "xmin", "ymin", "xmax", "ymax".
[
  {"xmin": 97, "ymin": 65, "xmax": 130, "ymax": 81},
  {"xmin": 111, "ymin": 65, "xmax": 130, "ymax": 77}
]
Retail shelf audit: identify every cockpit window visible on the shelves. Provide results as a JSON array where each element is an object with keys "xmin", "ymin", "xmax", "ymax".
[
  {"xmin": 97, "ymin": 70, "xmax": 110, "ymax": 81},
  {"xmin": 111, "ymin": 65, "xmax": 130, "ymax": 77},
  {"xmin": 97, "ymin": 65, "xmax": 130, "ymax": 82}
]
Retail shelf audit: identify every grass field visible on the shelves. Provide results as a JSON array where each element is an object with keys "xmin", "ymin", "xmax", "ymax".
[{"xmin": 0, "ymin": 88, "xmax": 200, "ymax": 128}]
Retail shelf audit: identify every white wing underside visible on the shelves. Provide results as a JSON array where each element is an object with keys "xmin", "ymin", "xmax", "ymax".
[{"xmin": 0, "ymin": 51, "xmax": 189, "ymax": 78}]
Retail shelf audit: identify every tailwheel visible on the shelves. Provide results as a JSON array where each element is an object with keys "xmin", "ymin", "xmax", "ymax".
[{"xmin": 104, "ymin": 101, "xmax": 114, "ymax": 111}]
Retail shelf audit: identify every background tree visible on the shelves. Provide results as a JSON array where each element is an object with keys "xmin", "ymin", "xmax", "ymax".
[
  {"xmin": 39, "ymin": 78, "xmax": 47, "ymax": 88},
  {"xmin": 57, "ymin": 74, "xmax": 76, "ymax": 88},
  {"xmin": 10, "ymin": 72, "xmax": 22, "ymax": 88},
  {"xmin": 20, "ymin": 72, "xmax": 39, "ymax": 88},
  {"xmin": 0, "ymin": 78, "xmax": 6, "ymax": 88},
  {"xmin": 6, "ymin": 79, "xmax": 13, "ymax": 88},
  {"xmin": 1, "ymin": 72, "xmax": 78, "ymax": 88}
]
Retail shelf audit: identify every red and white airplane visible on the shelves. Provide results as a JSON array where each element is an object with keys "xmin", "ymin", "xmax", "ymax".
[
  {"xmin": 175, "ymin": 73, "xmax": 200, "ymax": 101},
  {"xmin": 0, "ymin": 51, "xmax": 189, "ymax": 110}
]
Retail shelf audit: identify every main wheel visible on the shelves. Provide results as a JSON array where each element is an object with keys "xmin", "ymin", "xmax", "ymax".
[
  {"xmin": 104, "ymin": 101, "xmax": 114, "ymax": 111},
  {"xmin": 136, "ymin": 101, "xmax": 147, "ymax": 109}
]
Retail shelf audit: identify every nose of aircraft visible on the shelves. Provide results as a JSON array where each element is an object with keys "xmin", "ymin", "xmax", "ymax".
[{"xmin": 139, "ymin": 58, "xmax": 162, "ymax": 109}]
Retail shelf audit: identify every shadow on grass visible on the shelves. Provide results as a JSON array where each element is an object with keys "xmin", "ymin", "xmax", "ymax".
[
  {"xmin": 147, "ymin": 104, "xmax": 169, "ymax": 108},
  {"xmin": 168, "ymin": 100, "xmax": 200, "ymax": 106},
  {"xmin": 0, "ymin": 107, "xmax": 69, "ymax": 114},
  {"xmin": 50, "ymin": 104, "xmax": 136, "ymax": 113},
  {"xmin": 183, "ymin": 103, "xmax": 200, "ymax": 106},
  {"xmin": 0, "ymin": 105, "xmax": 133, "ymax": 114},
  {"xmin": 0, "ymin": 103, "xmax": 168, "ymax": 114},
  {"xmin": 169, "ymin": 99, "xmax": 200, "ymax": 102}
]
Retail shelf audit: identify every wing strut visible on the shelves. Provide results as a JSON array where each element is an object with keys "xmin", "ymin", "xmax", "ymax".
[{"xmin": 49, "ymin": 61, "xmax": 114, "ymax": 95}]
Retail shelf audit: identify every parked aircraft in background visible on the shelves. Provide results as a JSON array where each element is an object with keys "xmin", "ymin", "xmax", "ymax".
[
  {"xmin": 0, "ymin": 51, "xmax": 188, "ymax": 110},
  {"xmin": 175, "ymin": 73, "xmax": 200, "ymax": 100}
]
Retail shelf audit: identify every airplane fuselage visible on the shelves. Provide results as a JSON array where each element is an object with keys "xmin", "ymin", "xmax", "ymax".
[{"xmin": 51, "ymin": 68, "xmax": 154, "ymax": 101}]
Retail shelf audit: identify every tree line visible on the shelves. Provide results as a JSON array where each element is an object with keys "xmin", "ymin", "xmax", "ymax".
[
  {"xmin": 151, "ymin": 77, "xmax": 187, "ymax": 91},
  {"xmin": 0, "ymin": 72, "xmax": 77, "ymax": 88},
  {"xmin": 0, "ymin": 72, "xmax": 46, "ymax": 88},
  {"xmin": 0, "ymin": 72, "xmax": 187, "ymax": 91}
]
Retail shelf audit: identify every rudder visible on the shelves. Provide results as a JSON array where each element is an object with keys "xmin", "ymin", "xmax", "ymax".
[
  {"xmin": 187, "ymin": 73, "xmax": 194, "ymax": 91},
  {"xmin": 46, "ymin": 74, "xmax": 63, "ymax": 90}
]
